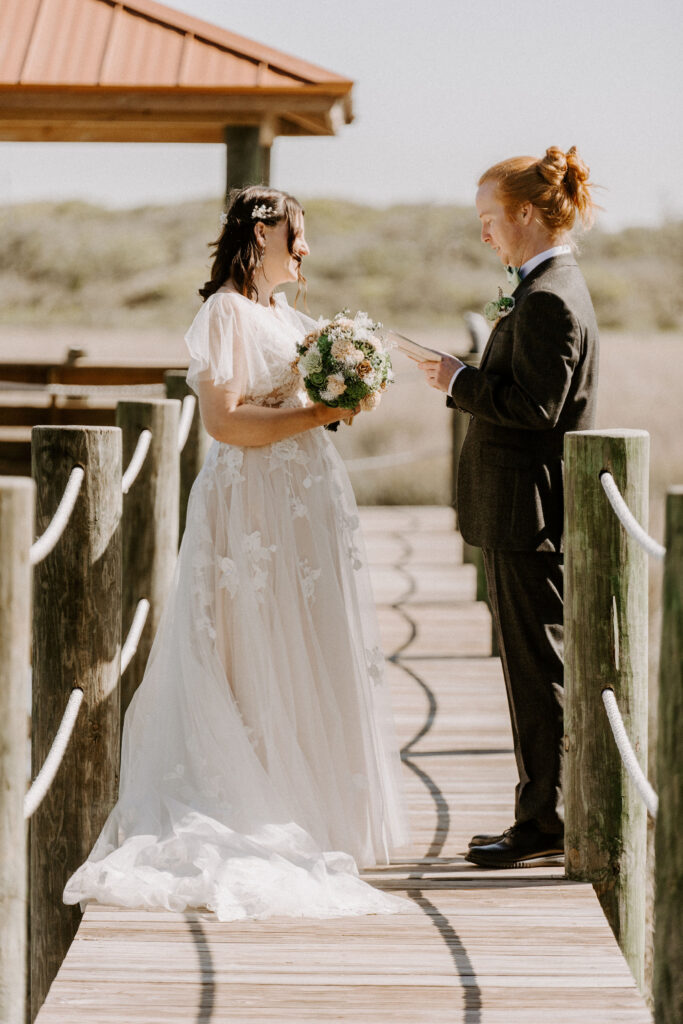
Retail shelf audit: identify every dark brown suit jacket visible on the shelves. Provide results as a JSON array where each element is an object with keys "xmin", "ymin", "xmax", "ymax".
[{"xmin": 448, "ymin": 254, "xmax": 599, "ymax": 551}]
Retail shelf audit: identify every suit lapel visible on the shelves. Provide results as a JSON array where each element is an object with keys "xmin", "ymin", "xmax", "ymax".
[{"xmin": 478, "ymin": 254, "xmax": 578, "ymax": 370}]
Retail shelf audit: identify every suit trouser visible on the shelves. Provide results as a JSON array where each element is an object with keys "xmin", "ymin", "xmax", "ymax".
[{"xmin": 482, "ymin": 548, "xmax": 564, "ymax": 835}]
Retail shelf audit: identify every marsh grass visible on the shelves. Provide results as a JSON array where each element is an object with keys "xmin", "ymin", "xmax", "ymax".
[{"xmin": 1, "ymin": 198, "xmax": 681, "ymax": 332}]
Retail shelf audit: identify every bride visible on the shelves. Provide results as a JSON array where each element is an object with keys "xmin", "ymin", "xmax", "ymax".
[{"xmin": 63, "ymin": 186, "xmax": 408, "ymax": 921}]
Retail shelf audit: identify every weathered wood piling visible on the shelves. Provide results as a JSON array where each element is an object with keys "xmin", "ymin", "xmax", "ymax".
[
  {"xmin": 164, "ymin": 371, "xmax": 210, "ymax": 542},
  {"xmin": 117, "ymin": 400, "xmax": 179, "ymax": 722},
  {"xmin": 654, "ymin": 486, "xmax": 683, "ymax": 1024},
  {"xmin": 564, "ymin": 428, "xmax": 649, "ymax": 992},
  {"xmin": 30, "ymin": 426, "xmax": 122, "ymax": 1022},
  {"xmin": 0, "ymin": 478, "xmax": 34, "ymax": 1024}
]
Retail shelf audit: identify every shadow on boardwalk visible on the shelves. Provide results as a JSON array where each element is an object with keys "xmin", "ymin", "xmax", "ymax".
[{"xmin": 34, "ymin": 506, "xmax": 652, "ymax": 1024}]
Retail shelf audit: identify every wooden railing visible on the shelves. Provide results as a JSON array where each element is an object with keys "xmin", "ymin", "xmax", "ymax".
[
  {"xmin": 0, "ymin": 386, "xmax": 208, "ymax": 1024},
  {"xmin": 0, "ymin": 407, "xmax": 680, "ymax": 1024},
  {"xmin": 563, "ymin": 429, "xmax": 681, "ymax": 1018}
]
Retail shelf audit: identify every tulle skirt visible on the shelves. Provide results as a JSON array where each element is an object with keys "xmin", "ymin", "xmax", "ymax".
[{"xmin": 64, "ymin": 427, "xmax": 408, "ymax": 920}]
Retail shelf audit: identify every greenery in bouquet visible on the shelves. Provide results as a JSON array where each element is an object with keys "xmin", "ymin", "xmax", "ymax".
[{"xmin": 294, "ymin": 311, "xmax": 394, "ymax": 431}]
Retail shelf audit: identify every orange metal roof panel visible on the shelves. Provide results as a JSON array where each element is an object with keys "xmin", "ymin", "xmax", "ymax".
[
  {"xmin": 100, "ymin": 4, "xmax": 184, "ymax": 86},
  {"xmin": 179, "ymin": 36, "xmax": 262, "ymax": 88},
  {"xmin": 114, "ymin": 0, "xmax": 349, "ymax": 83},
  {"xmin": 0, "ymin": 0, "xmax": 43, "ymax": 83},
  {"xmin": 0, "ymin": 0, "xmax": 353, "ymax": 141},
  {"xmin": 0, "ymin": 0, "xmax": 353, "ymax": 89},
  {"xmin": 20, "ymin": 0, "xmax": 114, "ymax": 85}
]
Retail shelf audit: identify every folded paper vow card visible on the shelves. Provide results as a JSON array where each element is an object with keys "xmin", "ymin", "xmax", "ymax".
[{"xmin": 383, "ymin": 330, "xmax": 443, "ymax": 362}]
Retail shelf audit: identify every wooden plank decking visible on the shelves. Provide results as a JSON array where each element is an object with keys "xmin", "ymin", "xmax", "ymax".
[{"xmin": 35, "ymin": 506, "xmax": 653, "ymax": 1023}]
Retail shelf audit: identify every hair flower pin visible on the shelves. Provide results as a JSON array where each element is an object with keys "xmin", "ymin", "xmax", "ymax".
[
  {"xmin": 251, "ymin": 204, "xmax": 275, "ymax": 220},
  {"xmin": 219, "ymin": 211, "xmax": 228, "ymax": 226},
  {"xmin": 484, "ymin": 287, "xmax": 515, "ymax": 323}
]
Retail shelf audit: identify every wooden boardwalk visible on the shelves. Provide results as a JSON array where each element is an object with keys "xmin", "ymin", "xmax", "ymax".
[{"xmin": 35, "ymin": 507, "xmax": 653, "ymax": 1023}]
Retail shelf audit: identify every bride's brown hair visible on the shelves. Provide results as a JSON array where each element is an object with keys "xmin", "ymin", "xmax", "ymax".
[
  {"xmin": 479, "ymin": 146, "xmax": 598, "ymax": 234},
  {"xmin": 199, "ymin": 185, "xmax": 306, "ymax": 303}
]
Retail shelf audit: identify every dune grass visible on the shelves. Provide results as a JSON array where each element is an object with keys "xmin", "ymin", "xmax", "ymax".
[{"xmin": 1, "ymin": 197, "xmax": 681, "ymax": 332}]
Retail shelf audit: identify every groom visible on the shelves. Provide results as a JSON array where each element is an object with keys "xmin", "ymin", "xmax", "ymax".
[{"xmin": 418, "ymin": 159, "xmax": 599, "ymax": 868}]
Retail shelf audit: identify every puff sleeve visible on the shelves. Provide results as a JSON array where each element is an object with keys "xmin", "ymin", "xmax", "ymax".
[{"xmin": 185, "ymin": 293, "xmax": 239, "ymax": 394}]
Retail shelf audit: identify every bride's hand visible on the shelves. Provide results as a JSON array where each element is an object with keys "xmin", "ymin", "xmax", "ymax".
[{"xmin": 313, "ymin": 403, "xmax": 360, "ymax": 426}]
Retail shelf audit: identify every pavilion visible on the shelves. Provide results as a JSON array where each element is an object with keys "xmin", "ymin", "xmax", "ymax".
[
  {"xmin": 0, "ymin": 0, "xmax": 354, "ymax": 193},
  {"xmin": 0, "ymin": 0, "xmax": 355, "ymax": 476}
]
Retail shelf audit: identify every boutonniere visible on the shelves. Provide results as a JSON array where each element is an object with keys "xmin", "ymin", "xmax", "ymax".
[{"xmin": 484, "ymin": 287, "xmax": 515, "ymax": 323}]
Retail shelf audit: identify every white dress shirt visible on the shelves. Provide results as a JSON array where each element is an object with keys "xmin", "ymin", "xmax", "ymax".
[{"xmin": 447, "ymin": 244, "xmax": 573, "ymax": 396}]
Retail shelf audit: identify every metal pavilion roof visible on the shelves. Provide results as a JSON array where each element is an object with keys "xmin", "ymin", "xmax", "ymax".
[{"xmin": 0, "ymin": 0, "xmax": 354, "ymax": 142}]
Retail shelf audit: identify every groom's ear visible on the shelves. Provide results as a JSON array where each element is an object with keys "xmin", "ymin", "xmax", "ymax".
[{"xmin": 518, "ymin": 202, "xmax": 534, "ymax": 225}]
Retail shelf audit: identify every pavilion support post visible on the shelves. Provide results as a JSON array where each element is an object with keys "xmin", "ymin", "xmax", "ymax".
[
  {"xmin": 164, "ymin": 371, "xmax": 211, "ymax": 543},
  {"xmin": 564, "ymin": 428, "xmax": 649, "ymax": 992},
  {"xmin": 30, "ymin": 427, "xmax": 122, "ymax": 1022},
  {"xmin": 224, "ymin": 125, "xmax": 271, "ymax": 198}
]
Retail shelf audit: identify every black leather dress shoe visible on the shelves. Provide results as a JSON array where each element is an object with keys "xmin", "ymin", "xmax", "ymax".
[
  {"xmin": 465, "ymin": 821, "xmax": 564, "ymax": 868},
  {"xmin": 468, "ymin": 831, "xmax": 506, "ymax": 848}
]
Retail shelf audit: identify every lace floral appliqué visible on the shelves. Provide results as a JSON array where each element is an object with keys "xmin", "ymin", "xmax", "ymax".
[
  {"xmin": 268, "ymin": 438, "xmax": 313, "ymax": 519},
  {"xmin": 337, "ymin": 505, "xmax": 363, "ymax": 571},
  {"xmin": 268, "ymin": 437, "xmax": 310, "ymax": 469},
  {"xmin": 298, "ymin": 559, "xmax": 322, "ymax": 603},
  {"xmin": 216, "ymin": 446, "xmax": 245, "ymax": 486},
  {"xmin": 218, "ymin": 557, "xmax": 239, "ymax": 597},
  {"xmin": 244, "ymin": 531, "xmax": 277, "ymax": 600}
]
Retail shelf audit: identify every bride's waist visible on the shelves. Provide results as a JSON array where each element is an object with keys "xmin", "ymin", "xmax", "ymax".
[{"xmin": 207, "ymin": 428, "xmax": 328, "ymax": 465}]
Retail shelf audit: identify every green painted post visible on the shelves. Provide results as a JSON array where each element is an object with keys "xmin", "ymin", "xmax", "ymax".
[{"xmin": 224, "ymin": 125, "xmax": 270, "ymax": 198}]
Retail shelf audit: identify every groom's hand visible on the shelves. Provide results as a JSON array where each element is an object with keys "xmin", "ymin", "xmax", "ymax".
[{"xmin": 417, "ymin": 354, "xmax": 464, "ymax": 394}]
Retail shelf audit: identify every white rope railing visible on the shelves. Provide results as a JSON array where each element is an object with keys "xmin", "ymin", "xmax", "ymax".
[
  {"xmin": 600, "ymin": 471, "xmax": 666, "ymax": 559},
  {"xmin": 29, "ymin": 466, "xmax": 85, "ymax": 565},
  {"xmin": 24, "ymin": 688, "xmax": 84, "ymax": 819},
  {"xmin": 121, "ymin": 598, "xmax": 150, "ymax": 674},
  {"xmin": 602, "ymin": 688, "xmax": 658, "ymax": 818},
  {"xmin": 345, "ymin": 445, "xmax": 451, "ymax": 473},
  {"xmin": 0, "ymin": 380, "xmax": 166, "ymax": 398},
  {"xmin": 121, "ymin": 429, "xmax": 152, "ymax": 494},
  {"xmin": 47, "ymin": 382, "xmax": 167, "ymax": 399},
  {"xmin": 177, "ymin": 394, "xmax": 196, "ymax": 453}
]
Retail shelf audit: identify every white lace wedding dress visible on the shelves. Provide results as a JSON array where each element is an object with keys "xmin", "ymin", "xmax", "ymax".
[{"xmin": 63, "ymin": 287, "xmax": 408, "ymax": 921}]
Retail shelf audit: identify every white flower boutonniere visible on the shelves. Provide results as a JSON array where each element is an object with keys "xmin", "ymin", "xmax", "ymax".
[{"xmin": 484, "ymin": 287, "xmax": 515, "ymax": 324}]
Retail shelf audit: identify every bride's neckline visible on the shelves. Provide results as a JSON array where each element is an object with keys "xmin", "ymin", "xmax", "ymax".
[{"xmin": 216, "ymin": 284, "xmax": 285, "ymax": 311}]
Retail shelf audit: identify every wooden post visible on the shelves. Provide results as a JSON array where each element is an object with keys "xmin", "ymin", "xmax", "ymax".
[
  {"xmin": 0, "ymin": 478, "xmax": 34, "ymax": 1024},
  {"xmin": 564, "ymin": 429, "xmax": 649, "ymax": 991},
  {"xmin": 224, "ymin": 125, "xmax": 270, "ymax": 198},
  {"xmin": 164, "ymin": 371, "xmax": 211, "ymax": 542},
  {"xmin": 116, "ymin": 400, "xmax": 179, "ymax": 724},
  {"xmin": 30, "ymin": 427, "xmax": 122, "ymax": 1021},
  {"xmin": 654, "ymin": 486, "xmax": 683, "ymax": 1024}
]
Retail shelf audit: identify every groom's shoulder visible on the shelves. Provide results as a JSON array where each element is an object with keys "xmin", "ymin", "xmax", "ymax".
[{"xmin": 520, "ymin": 258, "xmax": 595, "ymax": 324}]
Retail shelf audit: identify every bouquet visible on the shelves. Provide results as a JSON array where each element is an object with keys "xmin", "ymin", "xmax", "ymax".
[{"xmin": 294, "ymin": 311, "xmax": 394, "ymax": 431}]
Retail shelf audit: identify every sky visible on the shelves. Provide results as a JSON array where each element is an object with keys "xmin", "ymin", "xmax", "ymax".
[{"xmin": 1, "ymin": 0, "xmax": 681, "ymax": 230}]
